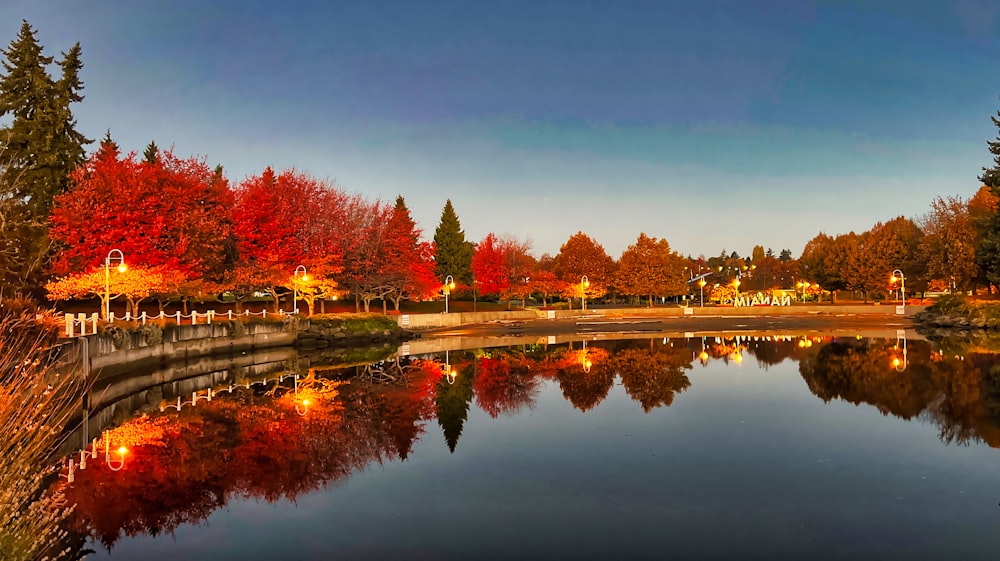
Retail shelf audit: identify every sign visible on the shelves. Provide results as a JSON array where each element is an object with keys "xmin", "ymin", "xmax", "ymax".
[{"xmin": 733, "ymin": 294, "xmax": 792, "ymax": 307}]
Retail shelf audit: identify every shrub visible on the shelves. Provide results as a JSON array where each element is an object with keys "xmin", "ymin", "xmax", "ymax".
[{"xmin": 929, "ymin": 294, "xmax": 971, "ymax": 316}]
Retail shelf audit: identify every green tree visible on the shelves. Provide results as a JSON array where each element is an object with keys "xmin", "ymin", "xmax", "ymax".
[
  {"xmin": 432, "ymin": 199, "xmax": 473, "ymax": 285},
  {"xmin": 976, "ymin": 100, "xmax": 1000, "ymax": 287},
  {"xmin": 0, "ymin": 21, "xmax": 89, "ymax": 295}
]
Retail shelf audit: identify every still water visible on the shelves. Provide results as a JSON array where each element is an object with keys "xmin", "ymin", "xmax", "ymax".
[{"xmin": 58, "ymin": 334, "xmax": 1000, "ymax": 560}]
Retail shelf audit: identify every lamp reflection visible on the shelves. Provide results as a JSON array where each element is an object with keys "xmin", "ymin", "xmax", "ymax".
[
  {"xmin": 105, "ymin": 431, "xmax": 127, "ymax": 471},
  {"xmin": 580, "ymin": 339, "xmax": 592, "ymax": 373},
  {"xmin": 892, "ymin": 330, "xmax": 908, "ymax": 372},
  {"xmin": 295, "ymin": 399, "xmax": 311, "ymax": 416},
  {"xmin": 443, "ymin": 350, "xmax": 456, "ymax": 384}
]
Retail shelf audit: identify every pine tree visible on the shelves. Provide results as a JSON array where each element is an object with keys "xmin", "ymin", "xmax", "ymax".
[
  {"xmin": 0, "ymin": 21, "xmax": 89, "ymax": 295},
  {"xmin": 143, "ymin": 140, "xmax": 159, "ymax": 164},
  {"xmin": 976, "ymin": 99, "xmax": 1000, "ymax": 287},
  {"xmin": 432, "ymin": 199, "xmax": 473, "ymax": 284}
]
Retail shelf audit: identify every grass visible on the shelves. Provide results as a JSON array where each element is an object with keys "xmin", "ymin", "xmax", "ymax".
[
  {"xmin": 0, "ymin": 298, "xmax": 86, "ymax": 561},
  {"xmin": 308, "ymin": 313, "xmax": 400, "ymax": 334}
]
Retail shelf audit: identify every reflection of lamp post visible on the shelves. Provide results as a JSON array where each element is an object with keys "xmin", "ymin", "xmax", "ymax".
[
  {"xmin": 295, "ymin": 399, "xmax": 311, "ymax": 416},
  {"xmin": 292, "ymin": 265, "xmax": 308, "ymax": 314},
  {"xmin": 581, "ymin": 339, "xmax": 592, "ymax": 373},
  {"xmin": 444, "ymin": 275, "xmax": 456, "ymax": 313},
  {"xmin": 892, "ymin": 331, "xmax": 908, "ymax": 372},
  {"xmin": 581, "ymin": 275, "xmax": 590, "ymax": 311},
  {"xmin": 443, "ymin": 350, "xmax": 456, "ymax": 384},
  {"xmin": 104, "ymin": 431, "xmax": 127, "ymax": 471},
  {"xmin": 890, "ymin": 269, "xmax": 905, "ymax": 313},
  {"xmin": 104, "ymin": 249, "xmax": 126, "ymax": 321}
]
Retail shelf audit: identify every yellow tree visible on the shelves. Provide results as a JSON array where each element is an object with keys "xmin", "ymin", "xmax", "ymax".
[
  {"xmin": 614, "ymin": 233, "xmax": 686, "ymax": 306},
  {"xmin": 920, "ymin": 195, "xmax": 982, "ymax": 292},
  {"xmin": 46, "ymin": 266, "xmax": 166, "ymax": 318},
  {"xmin": 287, "ymin": 270, "xmax": 340, "ymax": 316}
]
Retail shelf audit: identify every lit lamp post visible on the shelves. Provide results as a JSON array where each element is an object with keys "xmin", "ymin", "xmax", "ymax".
[
  {"xmin": 698, "ymin": 278, "xmax": 706, "ymax": 307},
  {"xmin": 444, "ymin": 275, "xmax": 456, "ymax": 313},
  {"xmin": 292, "ymin": 265, "xmax": 308, "ymax": 314},
  {"xmin": 104, "ymin": 249, "xmax": 126, "ymax": 321},
  {"xmin": 581, "ymin": 275, "xmax": 590, "ymax": 311},
  {"xmin": 890, "ymin": 269, "xmax": 905, "ymax": 314},
  {"xmin": 796, "ymin": 281, "xmax": 810, "ymax": 303}
]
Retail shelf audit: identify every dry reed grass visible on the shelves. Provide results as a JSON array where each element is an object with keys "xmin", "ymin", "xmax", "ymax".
[{"xmin": 0, "ymin": 298, "xmax": 87, "ymax": 561}]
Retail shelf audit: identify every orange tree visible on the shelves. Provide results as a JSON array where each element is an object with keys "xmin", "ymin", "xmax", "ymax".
[
  {"xmin": 554, "ymin": 231, "xmax": 616, "ymax": 304},
  {"xmin": 46, "ymin": 265, "xmax": 167, "ymax": 318},
  {"xmin": 614, "ymin": 232, "xmax": 686, "ymax": 306}
]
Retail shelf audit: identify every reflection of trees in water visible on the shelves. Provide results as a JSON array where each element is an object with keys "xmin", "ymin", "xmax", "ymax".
[
  {"xmin": 435, "ymin": 353, "xmax": 476, "ymax": 453},
  {"xmin": 799, "ymin": 337, "xmax": 1000, "ymax": 447},
  {"xmin": 54, "ymin": 334, "xmax": 1000, "ymax": 557},
  {"xmin": 62, "ymin": 362, "xmax": 441, "ymax": 550},
  {"xmin": 553, "ymin": 347, "xmax": 614, "ymax": 412},
  {"xmin": 609, "ymin": 341, "xmax": 693, "ymax": 412},
  {"xmin": 473, "ymin": 355, "xmax": 540, "ymax": 418}
]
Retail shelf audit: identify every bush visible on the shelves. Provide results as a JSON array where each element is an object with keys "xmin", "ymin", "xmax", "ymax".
[{"xmin": 929, "ymin": 294, "xmax": 971, "ymax": 316}]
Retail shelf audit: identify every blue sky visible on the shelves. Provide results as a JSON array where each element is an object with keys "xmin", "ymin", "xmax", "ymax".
[{"xmin": 2, "ymin": 0, "xmax": 998, "ymax": 259}]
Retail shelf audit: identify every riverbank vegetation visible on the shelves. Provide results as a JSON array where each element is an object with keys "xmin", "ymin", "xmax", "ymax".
[{"xmin": 0, "ymin": 299, "xmax": 85, "ymax": 561}]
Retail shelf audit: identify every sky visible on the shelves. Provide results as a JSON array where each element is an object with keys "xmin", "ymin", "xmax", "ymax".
[{"xmin": 2, "ymin": 0, "xmax": 999, "ymax": 259}]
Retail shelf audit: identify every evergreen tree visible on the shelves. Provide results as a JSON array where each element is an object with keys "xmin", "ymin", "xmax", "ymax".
[
  {"xmin": 0, "ymin": 21, "xmax": 89, "ymax": 295},
  {"xmin": 432, "ymin": 199, "xmax": 473, "ymax": 284},
  {"xmin": 977, "ymin": 99, "xmax": 1000, "ymax": 287},
  {"xmin": 143, "ymin": 140, "xmax": 159, "ymax": 164}
]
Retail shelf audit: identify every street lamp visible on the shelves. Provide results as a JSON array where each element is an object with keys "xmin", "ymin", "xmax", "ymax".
[
  {"xmin": 581, "ymin": 275, "xmax": 590, "ymax": 311},
  {"xmin": 698, "ymin": 278, "xmax": 706, "ymax": 307},
  {"xmin": 890, "ymin": 270, "xmax": 905, "ymax": 313},
  {"xmin": 796, "ymin": 281, "xmax": 810, "ymax": 303},
  {"xmin": 292, "ymin": 265, "xmax": 308, "ymax": 314},
  {"xmin": 104, "ymin": 249, "xmax": 126, "ymax": 321},
  {"xmin": 444, "ymin": 275, "xmax": 455, "ymax": 313}
]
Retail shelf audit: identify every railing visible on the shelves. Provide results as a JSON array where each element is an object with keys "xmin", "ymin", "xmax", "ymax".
[{"xmin": 62, "ymin": 308, "xmax": 296, "ymax": 337}]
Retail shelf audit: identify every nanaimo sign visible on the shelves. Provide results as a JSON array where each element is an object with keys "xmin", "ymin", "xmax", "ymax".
[{"xmin": 731, "ymin": 293, "xmax": 792, "ymax": 307}]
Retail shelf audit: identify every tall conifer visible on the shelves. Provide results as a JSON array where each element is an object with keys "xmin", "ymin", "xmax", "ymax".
[
  {"xmin": 976, "ymin": 100, "xmax": 1000, "ymax": 287},
  {"xmin": 0, "ymin": 21, "xmax": 89, "ymax": 294},
  {"xmin": 432, "ymin": 199, "xmax": 473, "ymax": 284}
]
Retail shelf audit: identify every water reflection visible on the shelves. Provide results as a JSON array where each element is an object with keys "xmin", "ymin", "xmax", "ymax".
[{"xmin": 46, "ymin": 332, "xmax": 1000, "ymax": 557}]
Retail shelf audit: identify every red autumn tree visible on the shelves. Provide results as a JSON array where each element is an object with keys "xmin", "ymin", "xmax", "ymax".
[
  {"xmin": 383, "ymin": 196, "xmax": 438, "ymax": 311},
  {"xmin": 227, "ymin": 167, "xmax": 339, "ymax": 311},
  {"xmin": 49, "ymin": 138, "xmax": 233, "ymax": 283},
  {"xmin": 471, "ymin": 233, "xmax": 509, "ymax": 297}
]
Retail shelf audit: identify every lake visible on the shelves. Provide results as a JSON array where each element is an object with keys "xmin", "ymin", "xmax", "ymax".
[{"xmin": 55, "ymin": 333, "xmax": 1000, "ymax": 560}]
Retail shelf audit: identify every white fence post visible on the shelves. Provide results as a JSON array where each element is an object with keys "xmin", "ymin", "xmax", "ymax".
[
  {"xmin": 89, "ymin": 313, "xmax": 98, "ymax": 334},
  {"xmin": 175, "ymin": 311, "xmax": 182, "ymax": 325},
  {"xmin": 65, "ymin": 314, "xmax": 74, "ymax": 337}
]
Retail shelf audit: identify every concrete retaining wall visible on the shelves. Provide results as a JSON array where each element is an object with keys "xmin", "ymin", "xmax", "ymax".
[{"xmin": 71, "ymin": 320, "xmax": 298, "ymax": 377}]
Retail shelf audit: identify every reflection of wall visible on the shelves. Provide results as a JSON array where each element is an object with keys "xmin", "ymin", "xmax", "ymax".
[{"xmin": 54, "ymin": 347, "xmax": 300, "ymax": 459}]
